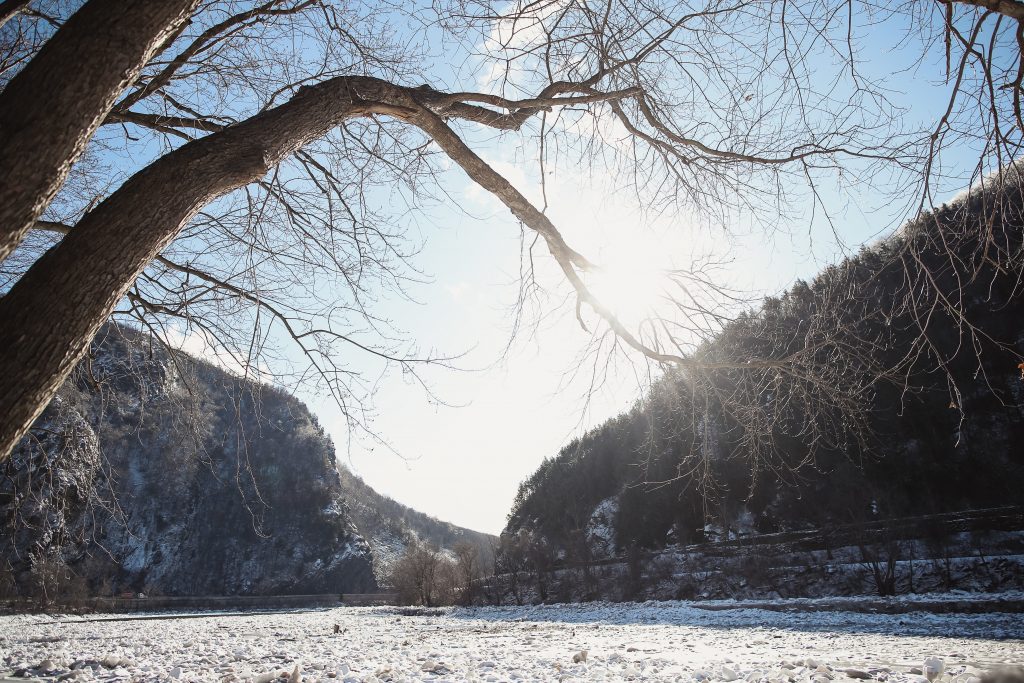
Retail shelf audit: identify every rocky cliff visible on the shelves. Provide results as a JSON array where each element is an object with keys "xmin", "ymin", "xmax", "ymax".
[{"xmin": 0, "ymin": 324, "xmax": 488, "ymax": 599}]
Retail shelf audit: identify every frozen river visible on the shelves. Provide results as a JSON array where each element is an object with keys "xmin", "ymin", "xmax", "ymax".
[{"xmin": 2, "ymin": 601, "xmax": 1023, "ymax": 682}]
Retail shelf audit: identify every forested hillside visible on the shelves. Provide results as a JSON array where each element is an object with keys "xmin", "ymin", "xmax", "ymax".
[
  {"xmin": 505, "ymin": 177, "xmax": 1024, "ymax": 559},
  {"xmin": 0, "ymin": 324, "xmax": 491, "ymax": 599}
]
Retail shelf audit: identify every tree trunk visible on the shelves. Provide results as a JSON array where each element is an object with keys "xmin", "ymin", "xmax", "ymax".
[
  {"xmin": 0, "ymin": 75, "xmax": 413, "ymax": 460},
  {"xmin": 0, "ymin": 0, "xmax": 200, "ymax": 263}
]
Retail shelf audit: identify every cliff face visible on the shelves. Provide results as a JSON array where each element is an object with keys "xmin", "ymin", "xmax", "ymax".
[{"xmin": 1, "ymin": 325, "xmax": 378, "ymax": 597}]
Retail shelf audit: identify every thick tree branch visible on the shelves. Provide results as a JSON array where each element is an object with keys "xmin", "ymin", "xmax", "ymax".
[
  {"xmin": 0, "ymin": 0, "xmax": 200, "ymax": 264},
  {"xmin": 421, "ymin": 86, "xmax": 643, "ymax": 130},
  {"xmin": 950, "ymin": 0, "xmax": 1024, "ymax": 21},
  {"xmin": 107, "ymin": 110, "xmax": 226, "ymax": 134}
]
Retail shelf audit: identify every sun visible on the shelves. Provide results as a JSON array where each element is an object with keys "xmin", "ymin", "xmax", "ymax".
[{"xmin": 583, "ymin": 245, "xmax": 669, "ymax": 328}]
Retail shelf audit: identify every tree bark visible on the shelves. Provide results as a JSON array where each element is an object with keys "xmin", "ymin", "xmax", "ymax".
[
  {"xmin": 0, "ymin": 0, "xmax": 32, "ymax": 29},
  {"xmin": 0, "ymin": 0, "xmax": 199, "ymax": 264},
  {"xmin": 0, "ymin": 75, "xmax": 420, "ymax": 461},
  {"xmin": 951, "ymin": 0, "xmax": 1024, "ymax": 20}
]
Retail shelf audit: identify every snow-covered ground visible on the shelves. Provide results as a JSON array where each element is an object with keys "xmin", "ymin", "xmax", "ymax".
[{"xmin": 2, "ymin": 600, "xmax": 1022, "ymax": 682}]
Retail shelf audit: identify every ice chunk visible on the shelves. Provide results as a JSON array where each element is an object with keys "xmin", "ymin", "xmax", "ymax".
[{"xmin": 925, "ymin": 658, "xmax": 945, "ymax": 682}]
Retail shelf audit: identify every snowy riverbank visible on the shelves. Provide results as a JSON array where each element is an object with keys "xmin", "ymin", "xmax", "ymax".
[{"xmin": 2, "ymin": 600, "xmax": 1022, "ymax": 682}]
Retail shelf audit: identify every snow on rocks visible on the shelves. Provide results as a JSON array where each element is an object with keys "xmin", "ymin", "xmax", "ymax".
[{"xmin": 0, "ymin": 601, "xmax": 1021, "ymax": 682}]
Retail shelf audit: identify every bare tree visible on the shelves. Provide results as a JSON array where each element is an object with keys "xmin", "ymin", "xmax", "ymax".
[
  {"xmin": 453, "ymin": 540, "xmax": 482, "ymax": 605},
  {"xmin": 388, "ymin": 540, "xmax": 455, "ymax": 606},
  {"xmin": 524, "ymin": 532, "xmax": 557, "ymax": 603},
  {"xmin": 0, "ymin": 0, "xmax": 1020, "ymax": 470},
  {"xmin": 494, "ymin": 532, "xmax": 529, "ymax": 605}
]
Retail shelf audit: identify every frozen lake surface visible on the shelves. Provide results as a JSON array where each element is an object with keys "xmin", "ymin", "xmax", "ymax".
[{"xmin": 2, "ymin": 600, "xmax": 1023, "ymax": 682}]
